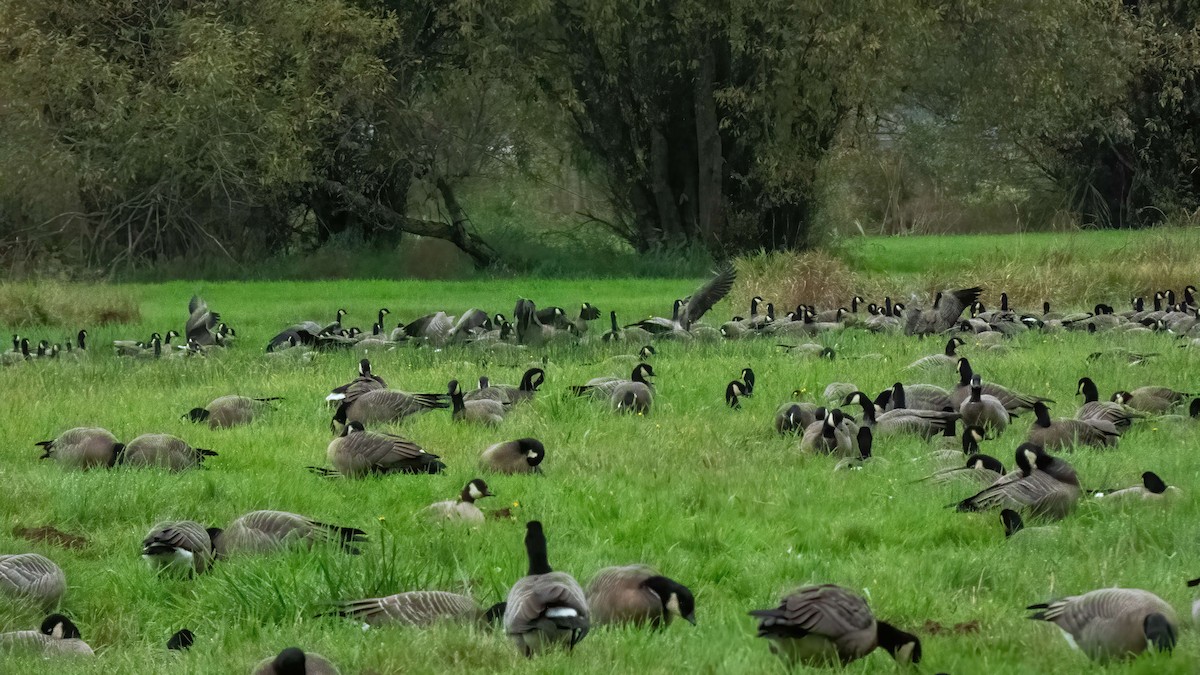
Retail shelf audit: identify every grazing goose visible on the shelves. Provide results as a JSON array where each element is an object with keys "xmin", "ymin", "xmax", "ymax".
[
  {"xmin": 449, "ymin": 379, "xmax": 506, "ymax": 425},
  {"xmin": 326, "ymin": 359, "xmax": 387, "ymax": 404},
  {"xmin": 167, "ymin": 628, "xmax": 194, "ymax": 651},
  {"xmin": 141, "ymin": 521, "xmax": 219, "ymax": 575},
  {"xmin": 0, "ymin": 614, "xmax": 94, "ymax": 657},
  {"xmin": 905, "ymin": 337, "xmax": 966, "ymax": 371},
  {"xmin": 740, "ymin": 367, "xmax": 756, "ymax": 396},
  {"xmin": 956, "ymin": 443, "xmax": 1081, "ymax": 520},
  {"xmin": 570, "ymin": 363, "xmax": 655, "ymax": 400},
  {"xmin": 36, "ymin": 427, "xmax": 124, "ymax": 470},
  {"xmin": 253, "ymin": 647, "xmax": 339, "ymax": 674},
  {"xmin": 331, "ymin": 385, "xmax": 448, "ymax": 429},
  {"xmin": 725, "ymin": 381, "xmax": 748, "ymax": 409},
  {"xmin": 421, "ymin": 478, "xmax": 494, "ymax": 524},
  {"xmin": 801, "ymin": 409, "xmax": 855, "ymax": 456},
  {"xmin": 214, "ymin": 510, "xmax": 366, "ymax": 557},
  {"xmin": 749, "ymin": 584, "xmax": 922, "ymax": 666},
  {"xmin": 775, "ymin": 398, "xmax": 824, "ymax": 434},
  {"xmin": 0, "ymin": 553, "xmax": 66, "ymax": 610},
  {"xmin": 586, "ymin": 565, "xmax": 696, "ymax": 627},
  {"xmin": 331, "ymin": 590, "xmax": 489, "ymax": 627},
  {"xmin": 1096, "ymin": 472, "xmax": 1179, "ymax": 502},
  {"xmin": 481, "ymin": 438, "xmax": 546, "ymax": 474},
  {"xmin": 777, "ymin": 342, "xmax": 836, "ymax": 359},
  {"xmin": 952, "ymin": 358, "xmax": 1048, "ymax": 413},
  {"xmin": 1112, "ymin": 386, "xmax": 1194, "ymax": 414},
  {"xmin": 320, "ymin": 421, "xmax": 445, "ymax": 476},
  {"xmin": 905, "ymin": 286, "xmax": 982, "ymax": 336},
  {"xmin": 612, "ymin": 382, "xmax": 653, "ymax": 415},
  {"xmin": 958, "ymin": 374, "xmax": 1010, "ymax": 433},
  {"xmin": 185, "ymin": 395, "xmax": 280, "ymax": 428},
  {"xmin": 1028, "ymin": 401, "xmax": 1119, "ymax": 450},
  {"xmin": 1075, "ymin": 378, "xmax": 1141, "ymax": 429},
  {"xmin": 1027, "ymin": 588, "xmax": 1178, "ymax": 661},
  {"xmin": 833, "ymin": 427, "xmax": 876, "ymax": 471},
  {"xmin": 921, "ymin": 453, "xmax": 1006, "ymax": 486},
  {"xmin": 1000, "ymin": 509, "xmax": 1057, "ymax": 538},
  {"xmin": 122, "ymin": 434, "xmax": 216, "ymax": 471},
  {"xmin": 844, "ymin": 391, "xmax": 958, "ymax": 439},
  {"xmin": 503, "ymin": 521, "xmax": 589, "ymax": 656}
]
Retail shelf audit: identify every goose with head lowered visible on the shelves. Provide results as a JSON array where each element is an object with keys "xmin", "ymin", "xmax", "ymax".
[
  {"xmin": 800, "ymin": 409, "xmax": 856, "ymax": 456},
  {"xmin": 749, "ymin": 584, "xmax": 921, "ymax": 666},
  {"xmin": 920, "ymin": 453, "xmax": 1006, "ymax": 486},
  {"xmin": 0, "ymin": 614, "xmax": 94, "ymax": 657},
  {"xmin": 1112, "ymin": 385, "xmax": 1195, "ymax": 414},
  {"xmin": 586, "ymin": 565, "xmax": 696, "ymax": 628},
  {"xmin": 36, "ymin": 427, "xmax": 124, "ymax": 470},
  {"xmin": 185, "ymin": 395, "xmax": 281, "ymax": 429},
  {"xmin": 122, "ymin": 434, "xmax": 216, "ymax": 472},
  {"xmin": 1027, "ymin": 588, "xmax": 1178, "ymax": 661},
  {"xmin": 775, "ymin": 396, "xmax": 824, "ymax": 434},
  {"xmin": 1028, "ymin": 401, "xmax": 1119, "ymax": 450},
  {"xmin": 253, "ymin": 647, "xmax": 339, "ymax": 674},
  {"xmin": 328, "ymin": 590, "xmax": 497, "ymax": 627},
  {"xmin": 214, "ymin": 510, "xmax": 366, "ymax": 557},
  {"xmin": 141, "ymin": 520, "xmax": 220, "ymax": 576},
  {"xmin": 502, "ymin": 521, "xmax": 589, "ymax": 656},
  {"xmin": 331, "ymin": 382, "xmax": 448, "ymax": 430},
  {"xmin": 0, "ymin": 553, "xmax": 66, "ymax": 610},
  {"xmin": 725, "ymin": 380, "xmax": 749, "ymax": 409},
  {"xmin": 955, "ymin": 443, "xmax": 1081, "ymax": 521}
]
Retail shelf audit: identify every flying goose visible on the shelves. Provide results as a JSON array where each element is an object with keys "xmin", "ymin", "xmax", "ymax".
[
  {"xmin": 253, "ymin": 647, "xmax": 339, "ymax": 674},
  {"xmin": 214, "ymin": 510, "xmax": 366, "ymax": 557},
  {"xmin": 0, "ymin": 614, "xmax": 94, "ymax": 657},
  {"xmin": 319, "ymin": 421, "xmax": 445, "ymax": 476},
  {"xmin": 0, "ymin": 553, "xmax": 65, "ymax": 610},
  {"xmin": 503, "ymin": 521, "xmax": 589, "ymax": 656},
  {"xmin": 952, "ymin": 358, "xmax": 1048, "ymax": 413},
  {"xmin": 1028, "ymin": 401, "xmax": 1119, "ymax": 450},
  {"xmin": 185, "ymin": 395, "xmax": 280, "ymax": 428},
  {"xmin": 585, "ymin": 565, "xmax": 696, "ymax": 627},
  {"xmin": 331, "ymin": 384, "xmax": 448, "ymax": 430},
  {"xmin": 905, "ymin": 337, "xmax": 966, "ymax": 370},
  {"xmin": 36, "ymin": 427, "xmax": 124, "ymax": 470},
  {"xmin": 956, "ymin": 443, "xmax": 1081, "ymax": 520},
  {"xmin": 449, "ymin": 379, "xmax": 506, "ymax": 425},
  {"xmin": 1075, "ymin": 378, "xmax": 1141, "ymax": 429},
  {"xmin": 141, "ymin": 520, "xmax": 219, "ymax": 576},
  {"xmin": 1027, "ymin": 588, "xmax": 1177, "ymax": 661},
  {"xmin": 904, "ymin": 286, "xmax": 982, "ymax": 336},
  {"xmin": 481, "ymin": 438, "xmax": 546, "ymax": 474},
  {"xmin": 122, "ymin": 434, "xmax": 216, "ymax": 471},
  {"xmin": 1095, "ymin": 471, "xmax": 1179, "ymax": 502},
  {"xmin": 421, "ymin": 478, "xmax": 494, "ymax": 524},
  {"xmin": 749, "ymin": 584, "xmax": 922, "ymax": 666},
  {"xmin": 958, "ymin": 374, "xmax": 1010, "ymax": 433},
  {"xmin": 330, "ymin": 590, "xmax": 491, "ymax": 627},
  {"xmin": 843, "ymin": 391, "xmax": 959, "ymax": 439}
]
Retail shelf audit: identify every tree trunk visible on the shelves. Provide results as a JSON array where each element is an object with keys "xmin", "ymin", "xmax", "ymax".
[{"xmin": 694, "ymin": 40, "xmax": 725, "ymax": 248}]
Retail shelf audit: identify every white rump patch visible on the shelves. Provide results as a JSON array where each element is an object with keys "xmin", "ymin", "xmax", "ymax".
[{"xmin": 326, "ymin": 393, "xmax": 346, "ymax": 401}]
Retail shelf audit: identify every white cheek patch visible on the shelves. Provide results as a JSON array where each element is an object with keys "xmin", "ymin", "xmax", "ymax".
[
  {"xmin": 527, "ymin": 450, "xmax": 538, "ymax": 459},
  {"xmin": 545, "ymin": 607, "xmax": 578, "ymax": 618},
  {"xmin": 468, "ymin": 484, "xmax": 483, "ymax": 499},
  {"xmin": 666, "ymin": 594, "xmax": 681, "ymax": 616}
]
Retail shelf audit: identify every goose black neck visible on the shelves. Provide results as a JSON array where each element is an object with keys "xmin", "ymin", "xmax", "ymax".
[
  {"xmin": 945, "ymin": 339, "xmax": 957, "ymax": 356},
  {"xmin": 890, "ymin": 383, "xmax": 907, "ymax": 409},
  {"xmin": 610, "ymin": 311, "xmax": 618, "ymax": 332},
  {"xmin": 958, "ymin": 361, "xmax": 973, "ymax": 387},
  {"xmin": 969, "ymin": 385, "xmax": 982, "ymax": 403},
  {"xmin": 1033, "ymin": 403, "xmax": 1051, "ymax": 428},
  {"xmin": 525, "ymin": 522, "xmax": 552, "ymax": 575},
  {"xmin": 1080, "ymin": 379, "xmax": 1098, "ymax": 403}
]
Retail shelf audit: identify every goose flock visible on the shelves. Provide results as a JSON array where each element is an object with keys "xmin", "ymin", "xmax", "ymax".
[{"xmin": 4, "ymin": 268, "xmax": 1200, "ymax": 672}]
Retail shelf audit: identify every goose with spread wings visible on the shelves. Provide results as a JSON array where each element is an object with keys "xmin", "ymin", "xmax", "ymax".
[{"xmin": 626, "ymin": 264, "xmax": 736, "ymax": 335}]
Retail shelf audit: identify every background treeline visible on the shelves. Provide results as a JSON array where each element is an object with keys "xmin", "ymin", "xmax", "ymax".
[{"xmin": 2, "ymin": 0, "xmax": 1198, "ymax": 278}]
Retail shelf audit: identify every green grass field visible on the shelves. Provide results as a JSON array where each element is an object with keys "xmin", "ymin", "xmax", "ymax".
[{"xmin": 2, "ymin": 256, "xmax": 1199, "ymax": 672}]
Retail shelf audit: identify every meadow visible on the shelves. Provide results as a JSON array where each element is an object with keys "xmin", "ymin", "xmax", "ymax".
[{"xmin": 2, "ymin": 237, "xmax": 1200, "ymax": 673}]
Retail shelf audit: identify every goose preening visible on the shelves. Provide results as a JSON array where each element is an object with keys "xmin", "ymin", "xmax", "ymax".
[
  {"xmin": 749, "ymin": 584, "xmax": 921, "ymax": 666},
  {"xmin": 141, "ymin": 520, "xmax": 219, "ymax": 576},
  {"xmin": 481, "ymin": 438, "xmax": 546, "ymax": 474},
  {"xmin": 503, "ymin": 521, "xmax": 589, "ymax": 656},
  {"xmin": 725, "ymin": 380, "xmax": 748, "ymax": 409},
  {"xmin": 585, "ymin": 565, "xmax": 696, "ymax": 627},
  {"xmin": 0, "ymin": 614, "xmax": 94, "ymax": 657},
  {"xmin": 955, "ymin": 443, "xmax": 1081, "ymax": 521},
  {"xmin": 1027, "ymin": 588, "xmax": 1178, "ymax": 661},
  {"xmin": 185, "ymin": 395, "xmax": 281, "ymax": 428},
  {"xmin": 0, "ymin": 553, "xmax": 66, "ymax": 610},
  {"xmin": 958, "ymin": 374, "xmax": 1010, "ymax": 433}
]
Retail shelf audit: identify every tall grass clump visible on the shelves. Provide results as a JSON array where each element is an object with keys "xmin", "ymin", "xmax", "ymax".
[
  {"xmin": 734, "ymin": 250, "xmax": 861, "ymax": 311},
  {"xmin": 0, "ymin": 282, "xmax": 140, "ymax": 327}
]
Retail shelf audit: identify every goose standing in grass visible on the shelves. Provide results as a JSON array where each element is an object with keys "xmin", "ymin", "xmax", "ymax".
[
  {"xmin": 1028, "ymin": 401, "xmax": 1119, "ymax": 450},
  {"xmin": 421, "ymin": 478, "xmax": 494, "ymax": 524},
  {"xmin": 122, "ymin": 433, "xmax": 216, "ymax": 471},
  {"xmin": 481, "ymin": 438, "xmax": 546, "ymax": 474},
  {"xmin": 905, "ymin": 337, "xmax": 966, "ymax": 371},
  {"xmin": 586, "ymin": 565, "xmax": 696, "ymax": 628},
  {"xmin": 319, "ymin": 421, "xmax": 445, "ymax": 476},
  {"xmin": 141, "ymin": 521, "xmax": 219, "ymax": 575},
  {"xmin": 1095, "ymin": 472, "xmax": 1179, "ymax": 502},
  {"xmin": 1075, "ymin": 377, "xmax": 1141, "ymax": 429},
  {"xmin": 1027, "ymin": 588, "xmax": 1178, "ymax": 661},
  {"xmin": 214, "ymin": 510, "xmax": 366, "ymax": 557},
  {"xmin": 749, "ymin": 584, "xmax": 922, "ymax": 666},
  {"xmin": 0, "ymin": 553, "xmax": 66, "ymax": 610},
  {"xmin": 184, "ymin": 395, "xmax": 281, "ymax": 428},
  {"xmin": 330, "ymin": 590, "xmax": 492, "ymax": 627},
  {"xmin": 36, "ymin": 427, "xmax": 124, "ymax": 470},
  {"xmin": 958, "ymin": 374, "xmax": 1010, "ymax": 433},
  {"xmin": 503, "ymin": 521, "xmax": 589, "ymax": 656},
  {"xmin": 956, "ymin": 443, "xmax": 1081, "ymax": 520},
  {"xmin": 0, "ymin": 614, "xmax": 94, "ymax": 657},
  {"xmin": 253, "ymin": 647, "xmax": 339, "ymax": 674},
  {"xmin": 449, "ymin": 379, "xmax": 506, "ymax": 425}
]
